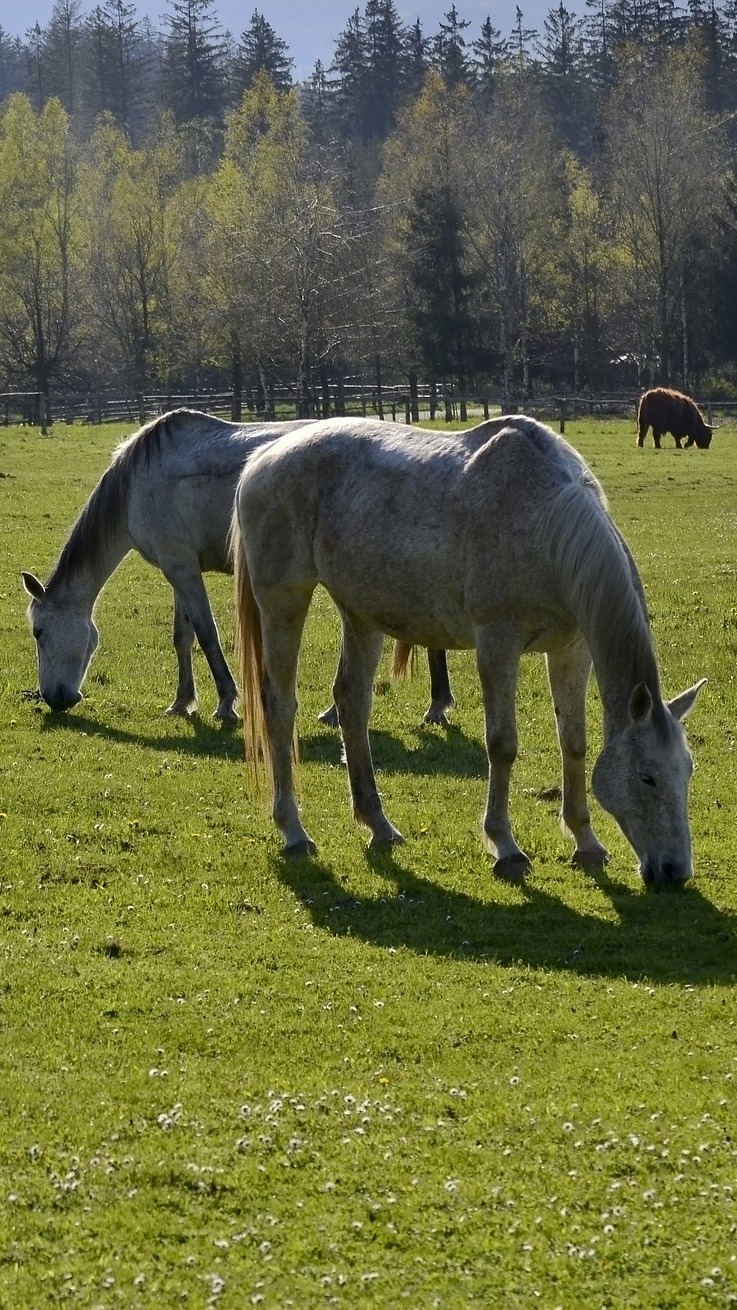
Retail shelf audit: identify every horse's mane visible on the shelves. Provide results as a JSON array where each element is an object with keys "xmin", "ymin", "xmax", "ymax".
[
  {"xmin": 539, "ymin": 464, "xmax": 661, "ymax": 699},
  {"xmin": 46, "ymin": 410, "xmax": 198, "ymax": 590}
]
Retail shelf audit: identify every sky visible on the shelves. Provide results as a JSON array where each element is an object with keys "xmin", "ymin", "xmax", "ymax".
[{"xmin": 0, "ymin": 0, "xmax": 577, "ymax": 81}]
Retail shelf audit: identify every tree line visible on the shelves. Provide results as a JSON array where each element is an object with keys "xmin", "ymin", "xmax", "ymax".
[{"xmin": 1, "ymin": 0, "xmax": 737, "ymax": 414}]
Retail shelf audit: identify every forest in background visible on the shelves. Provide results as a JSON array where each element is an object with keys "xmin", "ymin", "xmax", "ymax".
[{"xmin": 2, "ymin": 0, "xmax": 737, "ymax": 414}]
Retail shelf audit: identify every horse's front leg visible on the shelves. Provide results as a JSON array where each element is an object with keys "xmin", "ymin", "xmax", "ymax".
[
  {"xmin": 424, "ymin": 649, "xmax": 455, "ymax": 725},
  {"xmin": 546, "ymin": 638, "xmax": 609, "ymax": 872},
  {"xmin": 476, "ymin": 625, "xmax": 529, "ymax": 876},
  {"xmin": 166, "ymin": 592, "xmax": 198, "ymax": 716},
  {"xmin": 334, "ymin": 614, "xmax": 403, "ymax": 847},
  {"xmin": 162, "ymin": 567, "xmax": 238, "ymax": 722}
]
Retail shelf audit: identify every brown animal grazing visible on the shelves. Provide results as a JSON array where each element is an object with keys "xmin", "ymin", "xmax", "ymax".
[{"xmin": 636, "ymin": 387, "xmax": 712, "ymax": 450}]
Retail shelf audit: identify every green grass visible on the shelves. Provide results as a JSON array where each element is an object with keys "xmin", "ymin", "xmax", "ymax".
[{"xmin": 1, "ymin": 416, "xmax": 736, "ymax": 1307}]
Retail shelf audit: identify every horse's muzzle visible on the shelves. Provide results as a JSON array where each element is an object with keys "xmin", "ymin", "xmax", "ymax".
[
  {"xmin": 43, "ymin": 687, "xmax": 83, "ymax": 711},
  {"xmin": 640, "ymin": 858, "xmax": 693, "ymax": 888}
]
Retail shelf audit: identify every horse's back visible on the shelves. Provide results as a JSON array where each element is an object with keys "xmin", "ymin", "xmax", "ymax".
[
  {"xmin": 125, "ymin": 411, "xmax": 311, "ymax": 571},
  {"xmin": 236, "ymin": 415, "xmax": 599, "ymax": 649}
]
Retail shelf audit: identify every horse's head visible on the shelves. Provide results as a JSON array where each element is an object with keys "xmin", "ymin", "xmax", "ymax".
[
  {"xmin": 591, "ymin": 679, "xmax": 706, "ymax": 887},
  {"xmin": 21, "ymin": 571, "xmax": 99, "ymax": 711}
]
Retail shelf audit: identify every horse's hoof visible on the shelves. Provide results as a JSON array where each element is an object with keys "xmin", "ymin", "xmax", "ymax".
[
  {"xmin": 423, "ymin": 707, "xmax": 450, "ymax": 726},
  {"xmin": 317, "ymin": 704, "xmax": 340, "ymax": 728},
  {"xmin": 494, "ymin": 853, "xmax": 530, "ymax": 880},
  {"xmin": 572, "ymin": 847, "xmax": 610, "ymax": 873},
  {"xmin": 369, "ymin": 829, "xmax": 405, "ymax": 849},
  {"xmin": 284, "ymin": 838, "xmax": 317, "ymax": 858},
  {"xmin": 213, "ymin": 707, "xmax": 239, "ymax": 724},
  {"xmin": 165, "ymin": 701, "xmax": 197, "ymax": 717}
]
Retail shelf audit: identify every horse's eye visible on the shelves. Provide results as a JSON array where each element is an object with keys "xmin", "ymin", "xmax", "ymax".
[{"xmin": 639, "ymin": 772, "xmax": 656, "ymax": 787}]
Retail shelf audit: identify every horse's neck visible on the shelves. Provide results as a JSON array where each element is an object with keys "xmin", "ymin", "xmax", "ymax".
[
  {"xmin": 47, "ymin": 525, "xmax": 131, "ymax": 610},
  {"xmin": 588, "ymin": 621, "xmax": 661, "ymax": 734}
]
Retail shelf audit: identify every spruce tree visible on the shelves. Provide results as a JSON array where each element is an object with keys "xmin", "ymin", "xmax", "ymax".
[
  {"xmin": 43, "ymin": 0, "xmax": 83, "ymax": 116},
  {"xmin": 0, "ymin": 29, "xmax": 25, "ymax": 101},
  {"xmin": 432, "ymin": 5, "xmax": 472, "ymax": 88},
  {"xmin": 161, "ymin": 0, "xmax": 227, "ymax": 124},
  {"xmin": 404, "ymin": 19, "xmax": 429, "ymax": 100},
  {"xmin": 403, "ymin": 183, "xmax": 476, "ymax": 397},
  {"xmin": 363, "ymin": 0, "xmax": 406, "ymax": 137},
  {"xmin": 330, "ymin": 8, "xmax": 369, "ymax": 139},
  {"xmin": 537, "ymin": 3, "xmax": 593, "ymax": 151},
  {"xmin": 233, "ymin": 11, "xmax": 293, "ymax": 99},
  {"xmin": 471, "ymin": 17, "xmax": 508, "ymax": 100}
]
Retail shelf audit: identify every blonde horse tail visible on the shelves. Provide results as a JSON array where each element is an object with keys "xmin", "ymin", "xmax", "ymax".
[
  {"xmin": 392, "ymin": 640, "xmax": 416, "ymax": 681},
  {"xmin": 233, "ymin": 515, "xmax": 270, "ymax": 787}
]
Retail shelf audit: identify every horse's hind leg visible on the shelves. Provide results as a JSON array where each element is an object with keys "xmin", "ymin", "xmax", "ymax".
[
  {"xmin": 261, "ymin": 592, "xmax": 317, "ymax": 855},
  {"xmin": 546, "ymin": 638, "xmax": 609, "ymax": 871},
  {"xmin": 166, "ymin": 592, "xmax": 198, "ymax": 716},
  {"xmin": 476, "ymin": 624, "xmax": 529, "ymax": 875},
  {"xmin": 424, "ymin": 649, "xmax": 454, "ymax": 725},
  {"xmin": 334, "ymin": 613, "xmax": 403, "ymax": 847}
]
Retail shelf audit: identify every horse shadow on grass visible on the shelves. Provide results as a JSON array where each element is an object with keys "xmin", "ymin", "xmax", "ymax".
[
  {"xmin": 33, "ymin": 705, "xmax": 485, "ymax": 775},
  {"xmin": 36, "ymin": 707, "xmax": 245, "ymax": 762},
  {"xmin": 275, "ymin": 847, "xmax": 737, "ymax": 986},
  {"xmin": 300, "ymin": 723, "xmax": 489, "ymax": 778}
]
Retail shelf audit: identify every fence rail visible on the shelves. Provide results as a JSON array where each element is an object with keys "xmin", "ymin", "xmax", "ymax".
[{"xmin": 2, "ymin": 388, "xmax": 735, "ymax": 432}]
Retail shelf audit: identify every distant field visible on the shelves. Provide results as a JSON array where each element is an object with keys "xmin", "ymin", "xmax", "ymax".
[{"xmin": 0, "ymin": 414, "xmax": 736, "ymax": 1308}]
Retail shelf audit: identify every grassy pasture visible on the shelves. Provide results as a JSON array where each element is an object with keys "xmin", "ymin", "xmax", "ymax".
[{"xmin": 1, "ymin": 415, "xmax": 736, "ymax": 1308}]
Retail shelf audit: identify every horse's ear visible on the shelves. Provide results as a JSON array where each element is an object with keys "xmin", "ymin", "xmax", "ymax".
[
  {"xmin": 667, "ymin": 678, "xmax": 707, "ymax": 723},
  {"xmin": 628, "ymin": 681, "xmax": 653, "ymax": 726},
  {"xmin": 21, "ymin": 571, "xmax": 46, "ymax": 601}
]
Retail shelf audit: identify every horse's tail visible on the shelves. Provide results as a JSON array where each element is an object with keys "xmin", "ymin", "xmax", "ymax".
[
  {"xmin": 392, "ymin": 640, "xmax": 416, "ymax": 681},
  {"xmin": 232, "ymin": 510, "xmax": 270, "ymax": 786}
]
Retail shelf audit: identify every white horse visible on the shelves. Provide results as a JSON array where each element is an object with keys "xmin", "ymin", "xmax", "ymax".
[
  {"xmin": 232, "ymin": 414, "xmax": 705, "ymax": 887},
  {"xmin": 21, "ymin": 408, "xmax": 454, "ymax": 722}
]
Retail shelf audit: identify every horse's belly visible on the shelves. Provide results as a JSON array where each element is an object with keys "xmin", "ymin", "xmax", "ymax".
[{"xmin": 369, "ymin": 609, "xmax": 475, "ymax": 649}]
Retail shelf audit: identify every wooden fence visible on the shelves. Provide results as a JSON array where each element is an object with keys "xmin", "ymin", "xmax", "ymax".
[{"xmin": 2, "ymin": 388, "xmax": 735, "ymax": 433}]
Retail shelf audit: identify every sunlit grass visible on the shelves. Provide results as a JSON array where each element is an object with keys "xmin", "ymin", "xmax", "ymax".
[{"xmin": 0, "ymin": 415, "xmax": 735, "ymax": 1307}]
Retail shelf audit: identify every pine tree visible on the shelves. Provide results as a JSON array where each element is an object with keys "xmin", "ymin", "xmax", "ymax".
[
  {"xmin": 161, "ymin": 0, "xmax": 227, "ymax": 125},
  {"xmin": 362, "ymin": 0, "xmax": 406, "ymax": 137},
  {"xmin": 470, "ymin": 17, "xmax": 508, "ymax": 100},
  {"xmin": 0, "ymin": 29, "xmax": 25, "ymax": 101},
  {"xmin": 43, "ymin": 0, "xmax": 83, "ymax": 116},
  {"xmin": 403, "ymin": 183, "xmax": 476, "ymax": 395},
  {"xmin": 537, "ymin": 3, "xmax": 593, "ymax": 151},
  {"xmin": 432, "ymin": 5, "xmax": 472, "ymax": 88},
  {"xmin": 233, "ymin": 11, "xmax": 293, "ymax": 99},
  {"xmin": 301, "ymin": 59, "xmax": 332, "ymax": 143},
  {"xmin": 330, "ymin": 8, "xmax": 369, "ymax": 140},
  {"xmin": 511, "ymin": 5, "xmax": 539, "ymax": 66},
  {"xmin": 24, "ymin": 24, "xmax": 47, "ymax": 112},
  {"xmin": 404, "ymin": 19, "xmax": 429, "ymax": 99},
  {"xmin": 103, "ymin": 0, "xmax": 149, "ymax": 137},
  {"xmin": 80, "ymin": 0, "xmax": 150, "ymax": 138}
]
